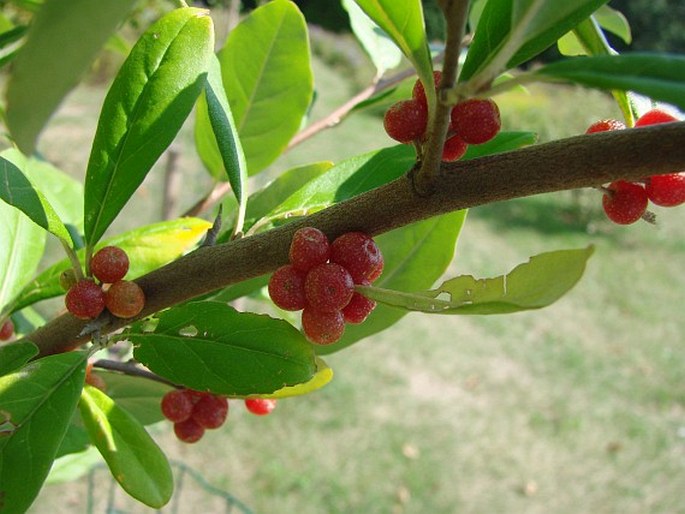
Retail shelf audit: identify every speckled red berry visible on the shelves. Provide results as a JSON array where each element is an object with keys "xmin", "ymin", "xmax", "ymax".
[
  {"xmin": 645, "ymin": 172, "xmax": 685, "ymax": 207},
  {"xmin": 161, "ymin": 389, "xmax": 194, "ymax": 423},
  {"xmin": 602, "ymin": 180, "xmax": 648, "ymax": 225},
  {"xmin": 289, "ymin": 227, "xmax": 330, "ymax": 272},
  {"xmin": 383, "ymin": 99, "xmax": 428, "ymax": 143},
  {"xmin": 65, "ymin": 279, "xmax": 106, "ymax": 320},
  {"xmin": 301, "ymin": 307, "xmax": 345, "ymax": 345},
  {"xmin": 192, "ymin": 394, "xmax": 228, "ymax": 429},
  {"xmin": 304, "ymin": 263, "xmax": 354, "ymax": 312},
  {"xmin": 342, "ymin": 291, "xmax": 376, "ymax": 324},
  {"xmin": 90, "ymin": 246, "xmax": 129, "ymax": 284},
  {"xmin": 586, "ymin": 119, "xmax": 626, "ymax": 134},
  {"xmin": 330, "ymin": 232, "xmax": 383, "ymax": 284},
  {"xmin": 105, "ymin": 280, "xmax": 145, "ymax": 318},
  {"xmin": 0, "ymin": 320, "xmax": 14, "ymax": 340},
  {"xmin": 451, "ymin": 98, "xmax": 501, "ymax": 144},
  {"xmin": 268, "ymin": 265, "xmax": 307, "ymax": 311},
  {"xmin": 244, "ymin": 398, "xmax": 277, "ymax": 416},
  {"xmin": 635, "ymin": 109, "xmax": 679, "ymax": 127},
  {"xmin": 412, "ymin": 70, "xmax": 442, "ymax": 107},
  {"xmin": 174, "ymin": 418, "xmax": 205, "ymax": 443},
  {"xmin": 442, "ymin": 134, "xmax": 468, "ymax": 162}
]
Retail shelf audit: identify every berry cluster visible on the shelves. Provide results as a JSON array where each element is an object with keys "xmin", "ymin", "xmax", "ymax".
[
  {"xmin": 587, "ymin": 109, "xmax": 685, "ymax": 224},
  {"xmin": 268, "ymin": 227, "xmax": 383, "ymax": 345},
  {"xmin": 161, "ymin": 389, "xmax": 277, "ymax": 443},
  {"xmin": 64, "ymin": 246, "xmax": 145, "ymax": 320},
  {"xmin": 0, "ymin": 319, "xmax": 14, "ymax": 341},
  {"xmin": 383, "ymin": 71, "xmax": 502, "ymax": 162}
]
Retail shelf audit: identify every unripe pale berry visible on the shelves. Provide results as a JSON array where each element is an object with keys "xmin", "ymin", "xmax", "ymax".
[
  {"xmin": 59, "ymin": 269, "xmax": 78, "ymax": 291},
  {"xmin": 330, "ymin": 232, "xmax": 383, "ymax": 284},
  {"xmin": 289, "ymin": 227, "xmax": 330, "ymax": 272},
  {"xmin": 602, "ymin": 180, "xmax": 648, "ymax": 225},
  {"xmin": 244, "ymin": 398, "xmax": 277, "ymax": 416},
  {"xmin": 383, "ymin": 99, "xmax": 428, "ymax": 143},
  {"xmin": 0, "ymin": 320, "xmax": 14, "ymax": 340},
  {"xmin": 105, "ymin": 280, "xmax": 145, "ymax": 318},
  {"xmin": 192, "ymin": 394, "xmax": 228, "ymax": 429},
  {"xmin": 442, "ymin": 134, "xmax": 468, "ymax": 162},
  {"xmin": 161, "ymin": 389, "xmax": 194, "ymax": 423},
  {"xmin": 301, "ymin": 307, "xmax": 345, "ymax": 345},
  {"xmin": 450, "ymin": 98, "xmax": 501, "ymax": 144},
  {"xmin": 268, "ymin": 265, "xmax": 307, "ymax": 311},
  {"xmin": 304, "ymin": 263, "xmax": 354, "ymax": 312},
  {"xmin": 65, "ymin": 279, "xmax": 106, "ymax": 320},
  {"xmin": 174, "ymin": 418, "xmax": 205, "ymax": 443},
  {"xmin": 586, "ymin": 119, "xmax": 626, "ymax": 133},
  {"xmin": 342, "ymin": 291, "xmax": 376, "ymax": 324},
  {"xmin": 635, "ymin": 109, "xmax": 678, "ymax": 127},
  {"xmin": 90, "ymin": 246, "xmax": 129, "ymax": 284},
  {"xmin": 645, "ymin": 172, "xmax": 685, "ymax": 207},
  {"xmin": 411, "ymin": 70, "xmax": 442, "ymax": 107}
]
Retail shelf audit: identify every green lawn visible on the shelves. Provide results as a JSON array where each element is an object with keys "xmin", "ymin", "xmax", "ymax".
[{"xmin": 27, "ymin": 45, "xmax": 684, "ymax": 513}]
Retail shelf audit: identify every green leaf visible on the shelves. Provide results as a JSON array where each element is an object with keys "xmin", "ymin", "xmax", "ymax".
[
  {"xmin": 0, "ymin": 341, "xmax": 38, "ymax": 376},
  {"xmin": 46, "ymin": 446, "xmax": 101, "ymax": 485},
  {"xmin": 0, "ymin": 351, "xmax": 87, "ymax": 514},
  {"xmin": 218, "ymin": 0, "xmax": 313, "ymax": 175},
  {"xmin": 0, "ymin": 200, "xmax": 45, "ymax": 313},
  {"xmin": 594, "ymin": 4, "xmax": 631, "ymax": 43},
  {"xmin": 352, "ymin": 0, "xmax": 433, "ymax": 107},
  {"xmin": 342, "ymin": 0, "xmax": 402, "ymax": 76},
  {"xmin": 5, "ymin": 0, "xmax": 137, "ymax": 155},
  {"xmin": 534, "ymin": 53, "xmax": 685, "ymax": 111},
  {"xmin": 84, "ymin": 7, "xmax": 214, "ymax": 246},
  {"xmin": 97, "ymin": 370, "xmax": 173, "ymax": 425},
  {"xmin": 130, "ymin": 301, "xmax": 317, "ymax": 395},
  {"xmin": 461, "ymin": 0, "xmax": 609, "ymax": 82},
  {"xmin": 318, "ymin": 210, "xmax": 467, "ymax": 354},
  {"xmin": 259, "ymin": 357, "xmax": 333, "ymax": 399},
  {"xmin": 358, "ymin": 247, "xmax": 594, "ymax": 314},
  {"xmin": 11, "ymin": 218, "xmax": 211, "ymax": 313},
  {"xmin": 79, "ymin": 385, "xmax": 173, "ymax": 509},
  {"xmin": 0, "ymin": 155, "xmax": 73, "ymax": 246}
]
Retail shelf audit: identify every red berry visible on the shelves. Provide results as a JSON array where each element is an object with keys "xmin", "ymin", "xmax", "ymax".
[
  {"xmin": 450, "ymin": 98, "xmax": 501, "ymax": 144},
  {"xmin": 645, "ymin": 172, "xmax": 685, "ymax": 207},
  {"xmin": 174, "ymin": 418, "xmax": 205, "ymax": 443},
  {"xmin": 635, "ymin": 109, "xmax": 679, "ymax": 127},
  {"xmin": 289, "ymin": 227, "xmax": 330, "ymax": 272},
  {"xmin": 192, "ymin": 394, "xmax": 228, "ymax": 429},
  {"xmin": 442, "ymin": 134, "xmax": 468, "ymax": 162},
  {"xmin": 330, "ymin": 232, "xmax": 384, "ymax": 284},
  {"xmin": 0, "ymin": 320, "xmax": 14, "ymax": 340},
  {"xmin": 105, "ymin": 280, "xmax": 145, "ymax": 318},
  {"xmin": 65, "ymin": 279, "xmax": 106, "ymax": 320},
  {"xmin": 586, "ymin": 119, "xmax": 626, "ymax": 134},
  {"xmin": 304, "ymin": 263, "xmax": 354, "ymax": 312},
  {"xmin": 85, "ymin": 364, "xmax": 107, "ymax": 392},
  {"xmin": 301, "ymin": 307, "xmax": 345, "ymax": 345},
  {"xmin": 602, "ymin": 180, "xmax": 648, "ymax": 225},
  {"xmin": 342, "ymin": 292, "xmax": 376, "ymax": 324},
  {"xmin": 161, "ymin": 389, "xmax": 194, "ymax": 423},
  {"xmin": 412, "ymin": 70, "xmax": 443, "ymax": 107},
  {"xmin": 383, "ymin": 99, "xmax": 428, "ymax": 143},
  {"xmin": 268, "ymin": 264, "xmax": 307, "ymax": 311},
  {"xmin": 90, "ymin": 246, "xmax": 129, "ymax": 284},
  {"xmin": 244, "ymin": 398, "xmax": 277, "ymax": 416}
]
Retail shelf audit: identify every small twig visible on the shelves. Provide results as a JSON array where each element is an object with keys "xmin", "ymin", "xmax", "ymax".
[
  {"xmin": 201, "ymin": 205, "xmax": 224, "ymax": 246},
  {"xmin": 161, "ymin": 146, "xmax": 181, "ymax": 220},
  {"xmin": 93, "ymin": 358, "xmax": 178, "ymax": 388}
]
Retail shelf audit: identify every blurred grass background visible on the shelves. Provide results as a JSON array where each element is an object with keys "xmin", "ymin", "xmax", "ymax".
[{"xmin": 26, "ymin": 26, "xmax": 684, "ymax": 514}]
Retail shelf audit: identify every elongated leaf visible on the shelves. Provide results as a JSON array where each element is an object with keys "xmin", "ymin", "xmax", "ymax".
[
  {"xmin": 46, "ymin": 446, "xmax": 101, "ymax": 485},
  {"xmin": 534, "ymin": 53, "xmax": 685, "ymax": 111},
  {"xmin": 359, "ymin": 247, "xmax": 594, "ymax": 314},
  {"xmin": 318, "ymin": 210, "xmax": 467, "ymax": 355},
  {"xmin": 218, "ymin": 0, "xmax": 313, "ymax": 174},
  {"xmin": 343, "ymin": 0, "xmax": 402, "ymax": 76},
  {"xmin": 0, "ymin": 351, "xmax": 87, "ymax": 514},
  {"xmin": 84, "ymin": 8, "xmax": 214, "ymax": 246},
  {"xmin": 0, "ymin": 156, "xmax": 72, "ymax": 246},
  {"xmin": 0, "ymin": 201, "xmax": 45, "ymax": 313},
  {"xmin": 79, "ymin": 386, "xmax": 173, "ymax": 508},
  {"xmin": 130, "ymin": 302, "xmax": 317, "ymax": 395},
  {"xmin": 353, "ymin": 0, "xmax": 433, "ymax": 105},
  {"xmin": 97, "ymin": 370, "xmax": 173, "ymax": 425},
  {"xmin": 5, "ymin": 0, "xmax": 137, "ymax": 155},
  {"xmin": 12, "ymin": 218, "xmax": 211, "ymax": 313},
  {"xmin": 461, "ymin": 0, "xmax": 609, "ymax": 82},
  {"xmin": 0, "ymin": 341, "xmax": 38, "ymax": 376}
]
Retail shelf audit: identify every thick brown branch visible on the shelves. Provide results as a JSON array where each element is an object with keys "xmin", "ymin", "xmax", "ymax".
[{"xmin": 22, "ymin": 123, "xmax": 685, "ymax": 356}]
